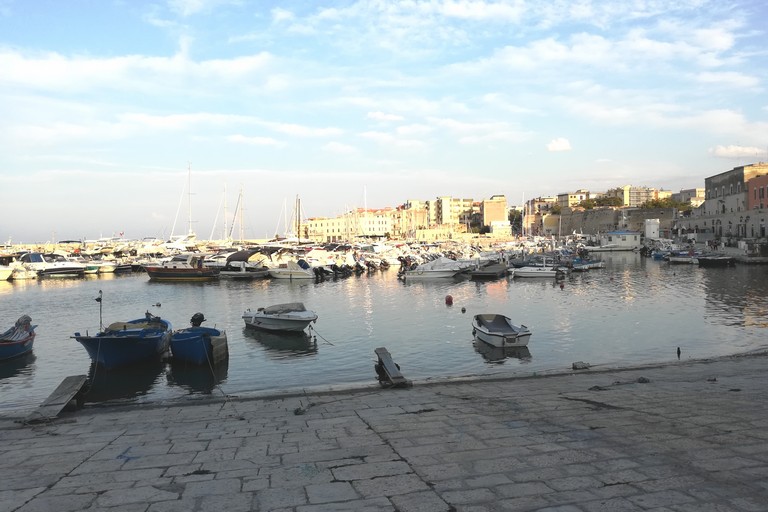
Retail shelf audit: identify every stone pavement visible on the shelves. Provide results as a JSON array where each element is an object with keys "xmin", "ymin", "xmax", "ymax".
[{"xmin": 3, "ymin": 353, "xmax": 768, "ymax": 512}]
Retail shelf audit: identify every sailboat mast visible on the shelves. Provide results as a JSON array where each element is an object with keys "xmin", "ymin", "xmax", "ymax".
[
  {"xmin": 239, "ymin": 186, "xmax": 245, "ymax": 243},
  {"xmin": 187, "ymin": 163, "xmax": 194, "ymax": 236},
  {"xmin": 223, "ymin": 183, "xmax": 228, "ymax": 241},
  {"xmin": 296, "ymin": 195, "xmax": 301, "ymax": 241}
]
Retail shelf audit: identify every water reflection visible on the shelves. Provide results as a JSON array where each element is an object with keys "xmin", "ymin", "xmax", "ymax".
[
  {"xmin": 0, "ymin": 352, "xmax": 36, "ymax": 380},
  {"xmin": 167, "ymin": 359, "xmax": 229, "ymax": 394},
  {"xmin": 242, "ymin": 328, "xmax": 318, "ymax": 359},
  {"xmin": 84, "ymin": 361, "xmax": 166, "ymax": 404},
  {"xmin": 473, "ymin": 341, "xmax": 532, "ymax": 364}
]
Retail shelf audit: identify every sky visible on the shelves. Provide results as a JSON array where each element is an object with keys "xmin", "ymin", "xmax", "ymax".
[{"xmin": 1, "ymin": 0, "xmax": 767, "ymax": 243}]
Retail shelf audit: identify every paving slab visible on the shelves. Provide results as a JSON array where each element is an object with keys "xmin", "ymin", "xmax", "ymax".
[{"xmin": 2, "ymin": 353, "xmax": 768, "ymax": 511}]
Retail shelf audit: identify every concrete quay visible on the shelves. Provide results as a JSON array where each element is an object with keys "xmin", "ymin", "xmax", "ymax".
[{"xmin": 3, "ymin": 353, "xmax": 768, "ymax": 512}]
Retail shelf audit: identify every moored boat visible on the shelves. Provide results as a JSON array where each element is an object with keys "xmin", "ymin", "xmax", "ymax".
[
  {"xmin": 472, "ymin": 314, "xmax": 531, "ymax": 348},
  {"xmin": 0, "ymin": 315, "xmax": 37, "ymax": 361},
  {"xmin": 267, "ymin": 259, "xmax": 316, "ymax": 280},
  {"xmin": 697, "ymin": 253, "xmax": 736, "ymax": 267},
  {"xmin": 72, "ymin": 312, "xmax": 172, "ymax": 368},
  {"xmin": 242, "ymin": 303, "xmax": 318, "ymax": 333},
  {"xmin": 143, "ymin": 254, "xmax": 219, "ymax": 282},
  {"xmin": 170, "ymin": 313, "xmax": 228, "ymax": 365}
]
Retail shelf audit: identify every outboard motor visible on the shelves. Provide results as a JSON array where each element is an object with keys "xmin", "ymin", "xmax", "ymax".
[{"xmin": 190, "ymin": 312, "xmax": 206, "ymax": 327}]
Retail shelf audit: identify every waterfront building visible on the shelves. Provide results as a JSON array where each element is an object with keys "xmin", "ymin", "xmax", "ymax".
[
  {"xmin": 556, "ymin": 189, "xmax": 590, "ymax": 208},
  {"xmin": 676, "ymin": 162, "xmax": 768, "ymax": 243},
  {"xmin": 672, "ymin": 188, "xmax": 705, "ymax": 208},
  {"xmin": 481, "ymin": 195, "xmax": 507, "ymax": 227},
  {"xmin": 605, "ymin": 185, "xmax": 658, "ymax": 207}
]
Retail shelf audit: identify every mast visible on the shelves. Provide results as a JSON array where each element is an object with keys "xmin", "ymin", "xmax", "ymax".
[
  {"xmin": 296, "ymin": 195, "xmax": 301, "ymax": 241},
  {"xmin": 223, "ymin": 183, "xmax": 228, "ymax": 241},
  {"xmin": 239, "ymin": 186, "xmax": 245, "ymax": 243},
  {"xmin": 186, "ymin": 163, "xmax": 194, "ymax": 236}
]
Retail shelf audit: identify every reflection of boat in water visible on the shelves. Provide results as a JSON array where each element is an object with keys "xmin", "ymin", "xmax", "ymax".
[
  {"xmin": 0, "ymin": 351, "xmax": 36, "ymax": 380},
  {"xmin": 243, "ymin": 328, "xmax": 318, "ymax": 358},
  {"xmin": 83, "ymin": 360, "xmax": 166, "ymax": 404},
  {"xmin": 166, "ymin": 358, "xmax": 229, "ymax": 394},
  {"xmin": 473, "ymin": 341, "xmax": 532, "ymax": 363}
]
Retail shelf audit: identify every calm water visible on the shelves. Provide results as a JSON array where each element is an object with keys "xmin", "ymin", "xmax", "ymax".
[{"xmin": 2, "ymin": 253, "xmax": 767, "ymax": 415}]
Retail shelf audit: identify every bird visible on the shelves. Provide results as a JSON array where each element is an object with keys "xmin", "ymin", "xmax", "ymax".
[
  {"xmin": 152, "ymin": 302, "xmax": 161, "ymax": 307},
  {"xmin": 677, "ymin": 347, "xmax": 681, "ymax": 360}
]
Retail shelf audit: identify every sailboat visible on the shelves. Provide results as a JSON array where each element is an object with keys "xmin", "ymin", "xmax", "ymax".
[{"xmin": 164, "ymin": 165, "xmax": 199, "ymax": 253}]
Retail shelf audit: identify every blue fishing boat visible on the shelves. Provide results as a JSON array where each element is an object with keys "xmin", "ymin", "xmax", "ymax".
[
  {"xmin": 0, "ymin": 315, "xmax": 37, "ymax": 361},
  {"xmin": 73, "ymin": 312, "xmax": 172, "ymax": 369},
  {"xmin": 170, "ymin": 313, "xmax": 228, "ymax": 365}
]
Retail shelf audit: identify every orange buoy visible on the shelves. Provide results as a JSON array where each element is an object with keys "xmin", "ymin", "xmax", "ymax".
[{"xmin": 445, "ymin": 295, "xmax": 453, "ymax": 306}]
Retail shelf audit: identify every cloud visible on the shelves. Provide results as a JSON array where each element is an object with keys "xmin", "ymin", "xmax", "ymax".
[
  {"xmin": 266, "ymin": 122, "xmax": 343, "ymax": 137},
  {"xmin": 228, "ymin": 134, "xmax": 284, "ymax": 147},
  {"xmin": 709, "ymin": 145, "xmax": 766, "ymax": 159},
  {"xmin": 367, "ymin": 111, "xmax": 404, "ymax": 122},
  {"xmin": 323, "ymin": 141, "xmax": 357, "ymax": 154},
  {"xmin": 167, "ymin": 0, "xmax": 240, "ymax": 17},
  {"xmin": 547, "ymin": 138, "xmax": 572, "ymax": 152},
  {"xmin": 271, "ymin": 7, "xmax": 294, "ymax": 23},
  {"xmin": 696, "ymin": 71, "xmax": 760, "ymax": 89}
]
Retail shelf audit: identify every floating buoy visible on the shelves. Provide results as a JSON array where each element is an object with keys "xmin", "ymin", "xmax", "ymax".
[
  {"xmin": 445, "ymin": 295, "xmax": 453, "ymax": 306},
  {"xmin": 461, "ymin": 307, "xmax": 466, "ymax": 313}
]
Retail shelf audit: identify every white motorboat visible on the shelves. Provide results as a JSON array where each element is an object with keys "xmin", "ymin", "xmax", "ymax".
[
  {"xmin": 399, "ymin": 256, "xmax": 464, "ymax": 280},
  {"xmin": 267, "ymin": 259, "xmax": 316, "ymax": 280},
  {"xmin": 472, "ymin": 314, "xmax": 531, "ymax": 348},
  {"xmin": 18, "ymin": 252, "xmax": 86, "ymax": 277},
  {"xmin": 513, "ymin": 265, "xmax": 566, "ymax": 278},
  {"xmin": 513, "ymin": 257, "xmax": 567, "ymax": 278},
  {"xmin": 242, "ymin": 303, "xmax": 318, "ymax": 333}
]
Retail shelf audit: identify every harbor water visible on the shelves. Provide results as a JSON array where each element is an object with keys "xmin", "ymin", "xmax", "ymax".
[{"xmin": 1, "ymin": 252, "xmax": 767, "ymax": 415}]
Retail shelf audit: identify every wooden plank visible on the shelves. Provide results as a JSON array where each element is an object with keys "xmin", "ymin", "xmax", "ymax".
[
  {"xmin": 23, "ymin": 375, "xmax": 88, "ymax": 424},
  {"xmin": 375, "ymin": 347, "xmax": 411, "ymax": 388}
]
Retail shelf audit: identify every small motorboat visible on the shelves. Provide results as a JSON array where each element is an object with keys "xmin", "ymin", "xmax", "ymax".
[
  {"xmin": 143, "ymin": 253, "xmax": 220, "ymax": 282},
  {"xmin": 73, "ymin": 311, "xmax": 172, "ymax": 369},
  {"xmin": 170, "ymin": 312, "xmax": 228, "ymax": 365},
  {"xmin": 0, "ymin": 315, "xmax": 37, "ymax": 361},
  {"xmin": 242, "ymin": 302, "xmax": 318, "ymax": 333},
  {"xmin": 472, "ymin": 314, "xmax": 532, "ymax": 348}
]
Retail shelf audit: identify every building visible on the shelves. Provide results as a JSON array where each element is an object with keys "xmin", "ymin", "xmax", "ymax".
[
  {"xmin": 672, "ymin": 188, "xmax": 705, "ymax": 208},
  {"xmin": 605, "ymin": 185, "xmax": 659, "ymax": 207},
  {"xmin": 480, "ymin": 195, "xmax": 507, "ymax": 227},
  {"xmin": 677, "ymin": 162, "xmax": 768, "ymax": 241},
  {"xmin": 556, "ymin": 189, "xmax": 590, "ymax": 209}
]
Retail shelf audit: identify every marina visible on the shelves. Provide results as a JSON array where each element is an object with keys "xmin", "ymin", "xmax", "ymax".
[{"xmin": 1, "ymin": 251, "xmax": 767, "ymax": 415}]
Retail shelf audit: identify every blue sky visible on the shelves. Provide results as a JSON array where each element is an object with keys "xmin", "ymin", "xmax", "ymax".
[{"xmin": 1, "ymin": 0, "xmax": 766, "ymax": 243}]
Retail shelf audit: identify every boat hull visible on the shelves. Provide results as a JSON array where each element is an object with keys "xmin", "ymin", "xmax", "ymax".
[
  {"xmin": 697, "ymin": 256, "xmax": 735, "ymax": 267},
  {"xmin": 170, "ymin": 327, "xmax": 228, "ymax": 365},
  {"xmin": 73, "ymin": 317, "xmax": 172, "ymax": 369},
  {"xmin": 472, "ymin": 314, "xmax": 531, "ymax": 348},
  {"xmin": 0, "ymin": 333, "xmax": 35, "ymax": 361},
  {"xmin": 144, "ymin": 267, "xmax": 219, "ymax": 281},
  {"xmin": 401, "ymin": 269, "xmax": 459, "ymax": 279},
  {"xmin": 513, "ymin": 267, "xmax": 565, "ymax": 278},
  {"xmin": 267, "ymin": 269, "xmax": 315, "ymax": 279}
]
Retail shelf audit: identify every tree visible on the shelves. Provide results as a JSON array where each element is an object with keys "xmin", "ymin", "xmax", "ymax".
[
  {"xmin": 508, "ymin": 210, "xmax": 522, "ymax": 235},
  {"xmin": 550, "ymin": 204, "xmax": 562, "ymax": 215}
]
